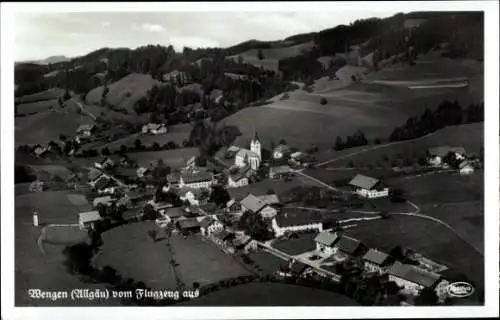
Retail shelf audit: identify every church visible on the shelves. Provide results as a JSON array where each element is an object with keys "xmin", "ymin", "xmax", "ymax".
[{"xmin": 225, "ymin": 129, "xmax": 262, "ymax": 171}]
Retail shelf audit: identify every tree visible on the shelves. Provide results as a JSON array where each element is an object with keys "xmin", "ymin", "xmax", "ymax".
[
  {"xmin": 209, "ymin": 185, "xmax": 231, "ymax": 207},
  {"xmin": 119, "ymin": 144, "xmax": 128, "ymax": 154},
  {"xmin": 415, "ymin": 287, "xmax": 438, "ymax": 306},
  {"xmin": 238, "ymin": 211, "xmax": 272, "ymax": 241},
  {"xmin": 134, "ymin": 139, "xmax": 143, "ymax": 151},
  {"xmin": 257, "ymin": 49, "xmax": 264, "ymax": 60},
  {"xmin": 152, "ymin": 142, "xmax": 160, "ymax": 151},
  {"xmin": 442, "ymin": 151, "xmax": 461, "ymax": 169},
  {"xmin": 101, "ymin": 147, "xmax": 110, "ymax": 156},
  {"xmin": 389, "ymin": 245, "xmax": 405, "ymax": 261},
  {"xmin": 320, "ymin": 97, "xmax": 328, "ymax": 105},
  {"xmin": 59, "ymin": 134, "xmax": 67, "ymax": 142},
  {"xmin": 389, "ymin": 188, "xmax": 406, "ymax": 203},
  {"xmin": 279, "ymin": 138, "xmax": 287, "ymax": 145},
  {"xmin": 334, "ymin": 136, "xmax": 344, "ymax": 150}
]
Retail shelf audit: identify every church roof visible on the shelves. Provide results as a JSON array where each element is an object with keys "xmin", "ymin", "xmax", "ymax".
[
  {"xmin": 251, "ymin": 127, "xmax": 260, "ymax": 142},
  {"xmin": 236, "ymin": 148, "xmax": 258, "ymax": 160}
]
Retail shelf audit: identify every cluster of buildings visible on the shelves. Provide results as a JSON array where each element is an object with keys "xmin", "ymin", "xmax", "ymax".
[
  {"xmin": 427, "ymin": 146, "xmax": 476, "ymax": 175},
  {"xmin": 141, "ymin": 123, "xmax": 167, "ymax": 135}
]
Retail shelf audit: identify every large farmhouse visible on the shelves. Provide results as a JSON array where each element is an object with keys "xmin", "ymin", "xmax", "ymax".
[
  {"xmin": 349, "ymin": 174, "xmax": 389, "ymax": 199},
  {"xmin": 179, "ymin": 169, "xmax": 215, "ymax": 189},
  {"xmin": 388, "ymin": 261, "xmax": 442, "ymax": 296},
  {"xmin": 272, "ymin": 209, "xmax": 325, "ymax": 237},
  {"xmin": 78, "ymin": 210, "xmax": 101, "ymax": 230},
  {"xmin": 362, "ymin": 249, "xmax": 395, "ymax": 274},
  {"xmin": 240, "ymin": 194, "xmax": 277, "ymax": 219}
]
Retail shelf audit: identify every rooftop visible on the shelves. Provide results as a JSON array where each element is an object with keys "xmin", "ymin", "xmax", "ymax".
[
  {"xmin": 177, "ymin": 218, "xmax": 201, "ymax": 229},
  {"xmin": 164, "ymin": 207, "xmax": 185, "ymax": 218},
  {"xmin": 314, "ymin": 231, "xmax": 341, "ymax": 247},
  {"xmin": 213, "ymin": 230, "xmax": 235, "ymax": 242},
  {"xmin": 388, "ymin": 262, "xmax": 441, "ymax": 287},
  {"xmin": 240, "ymin": 194, "xmax": 267, "ymax": 213},
  {"xmin": 363, "ymin": 248, "xmax": 391, "ymax": 265},
  {"xmin": 199, "ymin": 216, "xmax": 217, "ymax": 228},
  {"xmin": 335, "ymin": 235, "xmax": 363, "ymax": 255},
  {"xmin": 269, "ymin": 165, "xmax": 293, "ymax": 175},
  {"xmin": 79, "ymin": 210, "xmax": 101, "ymax": 223},
  {"xmin": 349, "ymin": 174, "xmax": 380, "ymax": 190},
  {"xmin": 274, "ymin": 209, "xmax": 325, "ymax": 227},
  {"xmin": 92, "ymin": 195, "xmax": 113, "ymax": 207},
  {"xmin": 273, "ymin": 144, "xmax": 291, "ymax": 154},
  {"xmin": 181, "ymin": 169, "xmax": 213, "ymax": 184},
  {"xmin": 257, "ymin": 194, "xmax": 281, "ymax": 206}
]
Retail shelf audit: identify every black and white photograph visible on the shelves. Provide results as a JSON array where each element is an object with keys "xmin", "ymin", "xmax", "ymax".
[{"xmin": 1, "ymin": 1, "xmax": 499, "ymax": 319}]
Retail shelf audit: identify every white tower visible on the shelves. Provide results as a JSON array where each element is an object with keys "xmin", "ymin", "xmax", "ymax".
[
  {"xmin": 249, "ymin": 154, "xmax": 260, "ymax": 171},
  {"xmin": 250, "ymin": 127, "xmax": 261, "ymax": 161},
  {"xmin": 33, "ymin": 209, "xmax": 39, "ymax": 227}
]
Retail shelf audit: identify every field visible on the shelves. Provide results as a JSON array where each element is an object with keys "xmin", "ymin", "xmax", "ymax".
[
  {"xmin": 180, "ymin": 282, "xmax": 358, "ymax": 306},
  {"xmin": 15, "ymin": 88, "xmax": 65, "ymax": 104},
  {"xmin": 65, "ymin": 99, "xmax": 151, "ymax": 123},
  {"xmin": 224, "ymin": 52, "xmax": 482, "ymax": 151},
  {"xmin": 94, "ymin": 222, "xmax": 250, "ymax": 290},
  {"xmin": 29, "ymin": 164, "xmax": 74, "ymax": 181},
  {"xmin": 85, "ymin": 73, "xmax": 160, "ymax": 112},
  {"xmin": 127, "ymin": 148, "xmax": 199, "ymax": 168},
  {"xmin": 15, "ymin": 108, "xmax": 95, "ymax": 147},
  {"xmin": 227, "ymin": 175, "xmax": 319, "ymax": 201},
  {"xmin": 313, "ymin": 122, "xmax": 484, "ymax": 166},
  {"xmin": 40, "ymin": 225, "xmax": 91, "ymax": 246},
  {"xmin": 170, "ymin": 235, "xmax": 251, "ymax": 287},
  {"xmin": 16, "ymin": 99, "xmax": 58, "ymax": 116},
  {"xmin": 95, "ymin": 123, "xmax": 192, "ymax": 152},
  {"xmin": 345, "ymin": 215, "xmax": 484, "ymax": 294},
  {"xmin": 15, "ymin": 191, "xmax": 110, "ymax": 306},
  {"xmin": 249, "ymin": 251, "xmax": 285, "ymax": 274}
]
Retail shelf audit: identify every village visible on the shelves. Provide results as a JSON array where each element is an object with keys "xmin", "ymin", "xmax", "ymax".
[{"xmin": 24, "ymin": 118, "xmax": 483, "ymax": 307}]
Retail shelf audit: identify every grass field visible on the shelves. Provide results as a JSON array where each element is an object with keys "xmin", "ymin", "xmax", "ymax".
[
  {"xmin": 29, "ymin": 164, "xmax": 74, "ymax": 181},
  {"xmin": 15, "ymin": 109, "xmax": 95, "ymax": 147},
  {"xmin": 272, "ymin": 232, "xmax": 318, "ymax": 255},
  {"xmin": 170, "ymin": 235, "xmax": 251, "ymax": 287},
  {"xmin": 313, "ymin": 122, "xmax": 483, "ymax": 166},
  {"xmin": 249, "ymin": 251, "xmax": 285, "ymax": 275},
  {"xmin": 180, "ymin": 282, "xmax": 358, "ymax": 306},
  {"xmin": 16, "ymin": 99, "xmax": 58, "ymax": 116},
  {"xmin": 15, "ymin": 191, "xmax": 109, "ymax": 306},
  {"xmin": 345, "ymin": 215, "xmax": 484, "ymax": 292},
  {"xmin": 15, "ymin": 88, "xmax": 65, "ymax": 104},
  {"xmin": 40, "ymin": 225, "xmax": 91, "ymax": 246},
  {"xmin": 92, "ymin": 221, "xmax": 178, "ymax": 290},
  {"xmin": 127, "ymin": 148, "xmax": 199, "ymax": 168},
  {"xmin": 86, "ymin": 73, "xmax": 160, "ymax": 112}
]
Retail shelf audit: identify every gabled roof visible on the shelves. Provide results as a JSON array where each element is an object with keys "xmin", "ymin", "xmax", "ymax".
[
  {"xmin": 388, "ymin": 262, "xmax": 441, "ymax": 287},
  {"xmin": 236, "ymin": 148, "xmax": 258, "ymax": 160},
  {"xmin": 240, "ymin": 194, "xmax": 267, "ymax": 213},
  {"xmin": 181, "ymin": 169, "xmax": 213, "ymax": 184},
  {"xmin": 290, "ymin": 260, "xmax": 308, "ymax": 275},
  {"xmin": 269, "ymin": 165, "xmax": 292, "ymax": 175},
  {"xmin": 257, "ymin": 194, "xmax": 280, "ymax": 206},
  {"xmin": 273, "ymin": 144, "xmax": 290, "ymax": 154},
  {"xmin": 349, "ymin": 174, "xmax": 380, "ymax": 190},
  {"xmin": 363, "ymin": 249, "xmax": 392, "ymax": 265},
  {"xmin": 94, "ymin": 175, "xmax": 111, "ymax": 190},
  {"xmin": 177, "ymin": 218, "xmax": 200, "ymax": 229},
  {"xmin": 93, "ymin": 196, "xmax": 113, "ymax": 207},
  {"xmin": 200, "ymin": 216, "xmax": 217, "ymax": 228},
  {"xmin": 78, "ymin": 210, "xmax": 101, "ymax": 223},
  {"xmin": 335, "ymin": 235, "xmax": 364, "ymax": 255},
  {"xmin": 428, "ymin": 146, "xmax": 466, "ymax": 157},
  {"xmin": 314, "ymin": 231, "xmax": 341, "ymax": 247},
  {"xmin": 164, "ymin": 207, "xmax": 185, "ymax": 218},
  {"xmin": 226, "ymin": 199, "xmax": 241, "ymax": 208},
  {"xmin": 76, "ymin": 124, "xmax": 95, "ymax": 132},
  {"xmin": 274, "ymin": 209, "xmax": 325, "ymax": 227},
  {"xmin": 88, "ymin": 168, "xmax": 103, "ymax": 181}
]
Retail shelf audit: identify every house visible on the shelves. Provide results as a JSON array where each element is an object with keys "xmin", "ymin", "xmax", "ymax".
[
  {"xmin": 76, "ymin": 124, "xmax": 96, "ymax": 137},
  {"xmin": 97, "ymin": 186, "xmax": 118, "ymax": 195},
  {"xmin": 126, "ymin": 190, "xmax": 152, "ymax": 204},
  {"xmin": 427, "ymin": 146, "xmax": 466, "ymax": 166},
  {"xmin": 334, "ymin": 235, "xmax": 367, "ymax": 258},
  {"xmin": 348, "ymin": 174, "xmax": 389, "ymax": 199},
  {"xmin": 136, "ymin": 167, "xmax": 150, "ymax": 178},
  {"xmin": 87, "ymin": 168, "xmax": 103, "ymax": 184},
  {"xmin": 89, "ymin": 174, "xmax": 111, "ymax": 191},
  {"xmin": 362, "ymin": 249, "xmax": 395, "ymax": 274},
  {"xmin": 273, "ymin": 144, "xmax": 291, "ymax": 160},
  {"xmin": 163, "ymin": 207, "xmax": 185, "ymax": 222},
  {"xmin": 78, "ymin": 210, "xmax": 101, "ymax": 230},
  {"xmin": 225, "ymin": 199, "xmax": 243, "ymax": 215},
  {"xmin": 240, "ymin": 194, "xmax": 278, "ymax": 219},
  {"xmin": 142, "ymin": 123, "xmax": 167, "ymax": 135},
  {"xmin": 257, "ymin": 194, "xmax": 281, "ymax": 207},
  {"xmin": 179, "ymin": 169, "xmax": 214, "ymax": 189},
  {"xmin": 33, "ymin": 145, "xmax": 49, "ymax": 157},
  {"xmin": 227, "ymin": 166, "xmax": 255, "ymax": 188},
  {"xmin": 184, "ymin": 206, "xmax": 203, "ymax": 217},
  {"xmin": 185, "ymin": 156, "xmax": 197, "ymax": 170},
  {"xmin": 232, "ymin": 234, "xmax": 257, "ymax": 253},
  {"xmin": 459, "ymin": 161, "xmax": 474, "ymax": 175},
  {"xmin": 94, "ymin": 157, "xmax": 115, "ymax": 170},
  {"xmin": 167, "ymin": 172, "xmax": 181, "ymax": 187},
  {"xmin": 200, "ymin": 216, "xmax": 224, "ymax": 236},
  {"xmin": 147, "ymin": 200, "xmax": 174, "ymax": 212},
  {"xmin": 93, "ymin": 196, "xmax": 114, "ymax": 208},
  {"xmin": 269, "ymin": 165, "xmax": 293, "ymax": 179},
  {"xmin": 388, "ymin": 261, "xmax": 442, "ymax": 296},
  {"xmin": 179, "ymin": 187, "xmax": 210, "ymax": 206},
  {"xmin": 315, "ymin": 231, "xmax": 341, "ymax": 256},
  {"xmin": 271, "ymin": 209, "xmax": 324, "ymax": 237},
  {"xmin": 212, "ymin": 230, "xmax": 236, "ymax": 251},
  {"xmin": 176, "ymin": 218, "xmax": 201, "ymax": 234},
  {"xmin": 290, "ymin": 260, "xmax": 309, "ymax": 277}
]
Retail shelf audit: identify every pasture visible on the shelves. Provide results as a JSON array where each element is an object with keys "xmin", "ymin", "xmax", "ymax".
[
  {"xmin": 15, "ymin": 191, "xmax": 109, "ymax": 306},
  {"xmin": 180, "ymin": 282, "xmax": 358, "ymax": 306},
  {"xmin": 127, "ymin": 148, "xmax": 199, "ymax": 169},
  {"xmin": 29, "ymin": 164, "xmax": 74, "ymax": 181},
  {"xmin": 16, "ymin": 99, "xmax": 58, "ymax": 116},
  {"xmin": 85, "ymin": 73, "xmax": 160, "ymax": 112},
  {"xmin": 170, "ymin": 235, "xmax": 251, "ymax": 287},
  {"xmin": 345, "ymin": 215, "xmax": 484, "ymax": 292},
  {"xmin": 314, "ymin": 122, "xmax": 483, "ymax": 166}
]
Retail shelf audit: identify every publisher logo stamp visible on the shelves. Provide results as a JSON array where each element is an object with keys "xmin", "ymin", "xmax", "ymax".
[{"xmin": 447, "ymin": 282, "xmax": 475, "ymax": 298}]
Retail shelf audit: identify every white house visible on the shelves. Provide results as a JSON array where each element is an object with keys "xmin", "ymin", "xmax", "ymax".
[
  {"xmin": 314, "ymin": 231, "xmax": 341, "ymax": 256},
  {"xmin": 269, "ymin": 165, "xmax": 293, "ymax": 179},
  {"xmin": 227, "ymin": 166, "xmax": 255, "ymax": 188},
  {"xmin": 199, "ymin": 216, "xmax": 224, "ymax": 236},
  {"xmin": 142, "ymin": 123, "xmax": 167, "ymax": 135},
  {"xmin": 388, "ymin": 261, "xmax": 442, "ymax": 296},
  {"xmin": 348, "ymin": 174, "xmax": 389, "ymax": 199},
  {"xmin": 93, "ymin": 196, "xmax": 114, "ymax": 208},
  {"xmin": 240, "ymin": 194, "xmax": 277, "ymax": 219},
  {"xmin": 362, "ymin": 249, "xmax": 395, "ymax": 274},
  {"xmin": 271, "ymin": 210, "xmax": 324, "ymax": 237},
  {"xmin": 273, "ymin": 144, "xmax": 291, "ymax": 160},
  {"xmin": 179, "ymin": 169, "xmax": 215, "ymax": 189},
  {"xmin": 136, "ymin": 167, "xmax": 150, "ymax": 178},
  {"xmin": 76, "ymin": 124, "xmax": 96, "ymax": 137},
  {"xmin": 94, "ymin": 157, "xmax": 115, "ymax": 170},
  {"xmin": 78, "ymin": 210, "xmax": 102, "ymax": 230},
  {"xmin": 179, "ymin": 187, "xmax": 209, "ymax": 206},
  {"xmin": 427, "ymin": 146, "xmax": 466, "ymax": 166},
  {"xmin": 225, "ymin": 199, "xmax": 243, "ymax": 215},
  {"xmin": 459, "ymin": 161, "xmax": 474, "ymax": 175}
]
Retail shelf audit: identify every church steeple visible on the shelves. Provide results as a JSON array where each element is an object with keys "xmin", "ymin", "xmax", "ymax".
[
  {"xmin": 250, "ymin": 126, "xmax": 261, "ymax": 162},
  {"xmin": 252, "ymin": 126, "xmax": 260, "ymax": 142}
]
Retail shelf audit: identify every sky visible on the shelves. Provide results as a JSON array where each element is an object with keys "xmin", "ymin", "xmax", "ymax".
[{"xmin": 14, "ymin": 11, "xmax": 400, "ymax": 61}]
